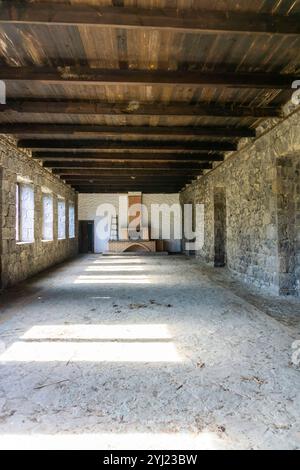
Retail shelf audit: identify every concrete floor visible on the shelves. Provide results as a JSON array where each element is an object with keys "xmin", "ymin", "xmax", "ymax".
[{"xmin": 0, "ymin": 254, "xmax": 299, "ymax": 450}]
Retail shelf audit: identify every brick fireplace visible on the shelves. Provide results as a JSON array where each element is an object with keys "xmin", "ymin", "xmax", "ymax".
[{"xmin": 108, "ymin": 192, "xmax": 157, "ymax": 253}]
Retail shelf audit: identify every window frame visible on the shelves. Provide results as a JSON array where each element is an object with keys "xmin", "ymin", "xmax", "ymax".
[
  {"xmin": 42, "ymin": 191, "xmax": 54, "ymax": 242},
  {"xmin": 69, "ymin": 203, "xmax": 75, "ymax": 239},
  {"xmin": 57, "ymin": 197, "xmax": 66, "ymax": 240},
  {"xmin": 15, "ymin": 183, "xmax": 20, "ymax": 242},
  {"xmin": 15, "ymin": 182, "xmax": 35, "ymax": 244}
]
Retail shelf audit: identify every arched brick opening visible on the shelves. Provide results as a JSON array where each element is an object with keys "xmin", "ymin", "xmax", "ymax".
[{"xmin": 123, "ymin": 243, "xmax": 152, "ymax": 253}]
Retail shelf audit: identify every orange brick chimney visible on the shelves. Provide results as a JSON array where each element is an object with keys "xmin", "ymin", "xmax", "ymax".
[{"xmin": 128, "ymin": 192, "xmax": 142, "ymax": 233}]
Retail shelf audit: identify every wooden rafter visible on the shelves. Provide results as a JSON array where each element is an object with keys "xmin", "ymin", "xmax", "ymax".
[
  {"xmin": 53, "ymin": 169, "xmax": 205, "ymax": 176},
  {"xmin": 18, "ymin": 140, "xmax": 237, "ymax": 151},
  {"xmin": 0, "ymin": 67, "xmax": 296, "ymax": 90},
  {"xmin": 0, "ymin": 3, "xmax": 299, "ymax": 35},
  {"xmin": 35, "ymin": 152, "xmax": 224, "ymax": 162},
  {"xmin": 0, "ymin": 101, "xmax": 282, "ymax": 118},
  {"xmin": 0, "ymin": 123, "xmax": 255, "ymax": 138}
]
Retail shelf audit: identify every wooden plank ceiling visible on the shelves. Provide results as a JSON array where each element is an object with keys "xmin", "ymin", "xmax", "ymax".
[{"xmin": 0, "ymin": 0, "xmax": 299, "ymax": 193}]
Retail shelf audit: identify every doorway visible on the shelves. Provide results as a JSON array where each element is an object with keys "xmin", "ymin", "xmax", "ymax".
[
  {"xmin": 79, "ymin": 220, "xmax": 94, "ymax": 254},
  {"xmin": 276, "ymin": 156, "xmax": 299, "ymax": 295},
  {"xmin": 214, "ymin": 188, "xmax": 227, "ymax": 267},
  {"xmin": 0, "ymin": 168, "xmax": 2, "ymax": 288}
]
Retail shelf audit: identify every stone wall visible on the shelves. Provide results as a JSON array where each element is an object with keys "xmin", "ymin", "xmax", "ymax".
[
  {"xmin": 0, "ymin": 136, "xmax": 78, "ymax": 288},
  {"xmin": 180, "ymin": 108, "xmax": 300, "ymax": 296},
  {"xmin": 276, "ymin": 156, "xmax": 300, "ymax": 296}
]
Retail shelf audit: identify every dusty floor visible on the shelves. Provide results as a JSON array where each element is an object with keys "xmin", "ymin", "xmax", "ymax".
[{"xmin": 0, "ymin": 255, "xmax": 299, "ymax": 450}]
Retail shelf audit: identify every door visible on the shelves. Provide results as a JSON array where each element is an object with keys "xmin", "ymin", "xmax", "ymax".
[
  {"xmin": 79, "ymin": 220, "xmax": 94, "ymax": 253},
  {"xmin": 214, "ymin": 188, "xmax": 227, "ymax": 267}
]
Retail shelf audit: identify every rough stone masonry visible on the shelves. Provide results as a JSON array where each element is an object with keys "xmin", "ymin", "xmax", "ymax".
[
  {"xmin": 180, "ymin": 108, "xmax": 300, "ymax": 297},
  {"xmin": 0, "ymin": 135, "xmax": 78, "ymax": 288}
]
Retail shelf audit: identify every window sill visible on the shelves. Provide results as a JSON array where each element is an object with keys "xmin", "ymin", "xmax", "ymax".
[
  {"xmin": 58, "ymin": 238, "xmax": 66, "ymax": 241},
  {"xmin": 16, "ymin": 241, "xmax": 34, "ymax": 246},
  {"xmin": 42, "ymin": 239, "xmax": 53, "ymax": 243}
]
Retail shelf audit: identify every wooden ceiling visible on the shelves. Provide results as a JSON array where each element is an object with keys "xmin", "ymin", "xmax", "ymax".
[{"xmin": 0, "ymin": 1, "xmax": 299, "ymax": 193}]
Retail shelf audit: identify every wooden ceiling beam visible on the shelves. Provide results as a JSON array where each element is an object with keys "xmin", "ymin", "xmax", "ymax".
[
  {"xmin": 53, "ymin": 169, "xmax": 204, "ymax": 176},
  {"xmin": 43, "ymin": 163, "xmax": 213, "ymax": 170},
  {"xmin": 0, "ymin": 3, "xmax": 299, "ymax": 35},
  {"xmin": 62, "ymin": 174, "xmax": 199, "ymax": 179},
  {"xmin": 43, "ymin": 161, "xmax": 212, "ymax": 170},
  {"xmin": 0, "ymin": 67, "xmax": 295, "ymax": 90},
  {"xmin": 64, "ymin": 175, "xmax": 193, "ymax": 180},
  {"xmin": 64, "ymin": 179, "xmax": 192, "ymax": 185},
  {"xmin": 18, "ymin": 139, "xmax": 237, "ymax": 151},
  {"xmin": 0, "ymin": 101, "xmax": 282, "ymax": 118},
  {"xmin": 0, "ymin": 123, "xmax": 255, "ymax": 138},
  {"xmin": 35, "ymin": 152, "xmax": 223, "ymax": 162},
  {"xmin": 73, "ymin": 187, "xmax": 183, "ymax": 194},
  {"xmin": 70, "ymin": 185, "xmax": 188, "ymax": 192}
]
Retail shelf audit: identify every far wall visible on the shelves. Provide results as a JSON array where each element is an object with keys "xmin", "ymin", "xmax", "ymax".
[{"xmin": 78, "ymin": 193, "xmax": 182, "ymax": 253}]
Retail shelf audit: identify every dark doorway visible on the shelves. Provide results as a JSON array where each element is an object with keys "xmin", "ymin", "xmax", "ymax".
[
  {"xmin": 79, "ymin": 220, "xmax": 94, "ymax": 254},
  {"xmin": 214, "ymin": 188, "xmax": 227, "ymax": 267},
  {"xmin": 0, "ymin": 168, "xmax": 2, "ymax": 289},
  {"xmin": 276, "ymin": 156, "xmax": 299, "ymax": 295}
]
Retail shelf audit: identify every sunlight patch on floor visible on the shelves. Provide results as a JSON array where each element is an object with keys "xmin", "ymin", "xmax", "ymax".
[
  {"xmin": 0, "ymin": 341, "xmax": 182, "ymax": 363},
  {"xmin": 21, "ymin": 324, "xmax": 173, "ymax": 340},
  {"xmin": 92, "ymin": 259, "xmax": 145, "ymax": 264},
  {"xmin": 0, "ymin": 431, "xmax": 226, "ymax": 450},
  {"xmin": 85, "ymin": 265, "xmax": 145, "ymax": 272},
  {"xmin": 0, "ymin": 323, "xmax": 181, "ymax": 363},
  {"xmin": 74, "ymin": 274, "xmax": 152, "ymax": 284},
  {"xmin": 74, "ymin": 279, "xmax": 151, "ymax": 284}
]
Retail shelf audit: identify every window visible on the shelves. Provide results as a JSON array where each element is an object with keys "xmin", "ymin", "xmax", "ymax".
[
  {"xmin": 16, "ymin": 184, "xmax": 20, "ymax": 242},
  {"xmin": 16, "ymin": 183, "xmax": 34, "ymax": 243},
  {"xmin": 57, "ymin": 198, "xmax": 66, "ymax": 239},
  {"xmin": 42, "ymin": 193, "xmax": 53, "ymax": 241},
  {"xmin": 69, "ymin": 204, "xmax": 75, "ymax": 239}
]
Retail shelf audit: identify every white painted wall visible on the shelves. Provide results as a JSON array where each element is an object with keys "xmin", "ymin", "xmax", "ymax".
[
  {"xmin": 78, "ymin": 193, "xmax": 182, "ymax": 253},
  {"xmin": 143, "ymin": 194, "xmax": 182, "ymax": 253},
  {"xmin": 78, "ymin": 194, "xmax": 120, "ymax": 253}
]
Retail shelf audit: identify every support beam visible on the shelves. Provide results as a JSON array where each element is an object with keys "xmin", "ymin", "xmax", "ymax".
[
  {"xmin": 0, "ymin": 123, "xmax": 255, "ymax": 138},
  {"xmin": 53, "ymin": 169, "xmax": 204, "ymax": 177},
  {"xmin": 18, "ymin": 140, "xmax": 237, "ymax": 151},
  {"xmin": 65, "ymin": 179, "xmax": 191, "ymax": 185},
  {"xmin": 0, "ymin": 3, "xmax": 299, "ymax": 35},
  {"xmin": 61, "ymin": 173, "xmax": 200, "ymax": 179},
  {"xmin": 0, "ymin": 101, "xmax": 282, "ymax": 118},
  {"xmin": 71, "ymin": 186, "xmax": 187, "ymax": 192},
  {"xmin": 43, "ymin": 161, "xmax": 212, "ymax": 170},
  {"xmin": 0, "ymin": 67, "xmax": 296, "ymax": 90},
  {"xmin": 36, "ymin": 152, "xmax": 224, "ymax": 162},
  {"xmin": 53, "ymin": 172, "xmax": 207, "ymax": 180},
  {"xmin": 73, "ymin": 186, "xmax": 183, "ymax": 194},
  {"xmin": 62, "ymin": 173, "xmax": 197, "ymax": 179},
  {"xmin": 44, "ymin": 162, "xmax": 211, "ymax": 169}
]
